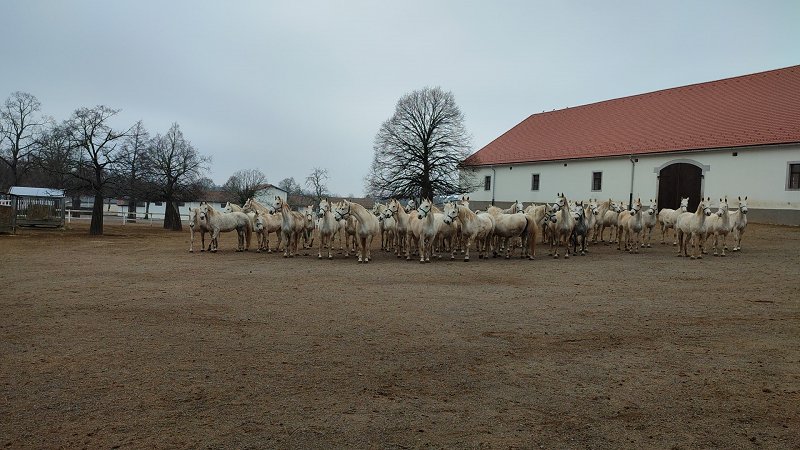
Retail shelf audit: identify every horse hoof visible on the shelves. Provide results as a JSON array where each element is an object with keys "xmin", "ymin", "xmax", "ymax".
[
  {"xmin": 647, "ymin": 245, "xmax": 652, "ymax": 248},
  {"xmin": 283, "ymin": 254, "xmax": 288, "ymax": 258},
  {"xmin": 189, "ymin": 250, "xmax": 194, "ymax": 253},
  {"xmin": 581, "ymin": 252, "xmax": 586, "ymax": 256},
  {"xmin": 463, "ymin": 258, "xmax": 470, "ymax": 262},
  {"xmin": 720, "ymin": 253, "xmax": 726, "ymax": 257},
  {"xmin": 318, "ymin": 255, "xmax": 322, "ymax": 259},
  {"xmin": 419, "ymin": 260, "xmax": 425, "ymax": 264},
  {"xmin": 328, "ymin": 255, "xmax": 333, "ymax": 260},
  {"xmin": 690, "ymin": 255, "xmax": 696, "ymax": 260},
  {"xmin": 697, "ymin": 255, "xmax": 703, "ymax": 259},
  {"xmin": 200, "ymin": 249, "xmax": 205, "ymax": 252}
]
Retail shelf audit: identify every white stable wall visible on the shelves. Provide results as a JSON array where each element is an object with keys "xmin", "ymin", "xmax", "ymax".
[{"xmin": 463, "ymin": 144, "xmax": 800, "ymax": 211}]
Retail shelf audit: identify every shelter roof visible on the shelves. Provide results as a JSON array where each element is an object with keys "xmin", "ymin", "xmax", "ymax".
[{"xmin": 8, "ymin": 186, "xmax": 65, "ymax": 198}]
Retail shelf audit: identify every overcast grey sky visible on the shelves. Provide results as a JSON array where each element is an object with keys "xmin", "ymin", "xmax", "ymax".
[{"xmin": 3, "ymin": 1, "xmax": 798, "ymax": 196}]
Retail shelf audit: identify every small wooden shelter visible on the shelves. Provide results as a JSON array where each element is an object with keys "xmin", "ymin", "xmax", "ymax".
[{"xmin": 7, "ymin": 186, "xmax": 66, "ymax": 229}]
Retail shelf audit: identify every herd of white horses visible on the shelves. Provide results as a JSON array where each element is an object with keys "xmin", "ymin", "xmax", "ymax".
[{"xmin": 188, "ymin": 194, "xmax": 749, "ymax": 262}]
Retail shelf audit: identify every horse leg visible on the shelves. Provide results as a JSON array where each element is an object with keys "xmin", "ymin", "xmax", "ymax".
[
  {"xmin": 210, "ymin": 230, "xmax": 219, "ymax": 253},
  {"xmin": 189, "ymin": 228, "xmax": 195, "ymax": 252}
]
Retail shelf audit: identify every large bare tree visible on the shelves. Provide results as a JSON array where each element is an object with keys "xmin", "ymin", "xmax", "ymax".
[
  {"xmin": 366, "ymin": 87, "xmax": 473, "ymax": 200},
  {"xmin": 148, "ymin": 123, "xmax": 208, "ymax": 231},
  {"xmin": 223, "ymin": 169, "xmax": 267, "ymax": 205},
  {"xmin": 0, "ymin": 92, "xmax": 45, "ymax": 188},
  {"xmin": 65, "ymin": 106, "xmax": 130, "ymax": 235}
]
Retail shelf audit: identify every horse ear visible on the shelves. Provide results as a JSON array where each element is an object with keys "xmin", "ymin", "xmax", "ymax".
[
  {"xmin": 738, "ymin": 196, "xmax": 741, "ymax": 201},
  {"xmin": 744, "ymin": 196, "xmax": 747, "ymax": 200}
]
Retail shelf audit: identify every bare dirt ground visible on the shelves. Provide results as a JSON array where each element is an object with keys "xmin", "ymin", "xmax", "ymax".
[{"xmin": 1, "ymin": 222, "xmax": 799, "ymax": 449}]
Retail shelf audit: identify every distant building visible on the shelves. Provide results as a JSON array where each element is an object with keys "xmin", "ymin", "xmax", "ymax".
[{"xmin": 461, "ymin": 65, "xmax": 800, "ymax": 225}]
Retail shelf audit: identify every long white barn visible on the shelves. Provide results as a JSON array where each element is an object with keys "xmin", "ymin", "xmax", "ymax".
[{"xmin": 461, "ymin": 66, "xmax": 800, "ymax": 225}]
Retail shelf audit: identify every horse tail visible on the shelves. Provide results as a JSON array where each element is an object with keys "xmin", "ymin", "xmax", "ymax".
[
  {"xmin": 524, "ymin": 214, "xmax": 538, "ymax": 258},
  {"xmin": 245, "ymin": 216, "xmax": 253, "ymax": 249}
]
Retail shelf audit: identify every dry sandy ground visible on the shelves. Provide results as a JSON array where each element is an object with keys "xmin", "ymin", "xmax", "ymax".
[{"xmin": 1, "ymin": 222, "xmax": 799, "ymax": 449}]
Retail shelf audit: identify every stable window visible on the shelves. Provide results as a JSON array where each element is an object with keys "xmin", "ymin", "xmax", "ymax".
[
  {"xmin": 531, "ymin": 173, "xmax": 540, "ymax": 191},
  {"xmin": 178, "ymin": 202, "xmax": 185, "ymax": 207},
  {"xmin": 154, "ymin": 201, "xmax": 163, "ymax": 206},
  {"xmin": 592, "ymin": 172, "xmax": 602, "ymax": 191},
  {"xmin": 484, "ymin": 175, "xmax": 491, "ymax": 191},
  {"xmin": 788, "ymin": 163, "xmax": 800, "ymax": 190},
  {"xmin": 220, "ymin": 203, "xmax": 226, "ymax": 208}
]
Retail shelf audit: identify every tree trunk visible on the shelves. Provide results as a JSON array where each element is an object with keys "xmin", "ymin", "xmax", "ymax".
[
  {"xmin": 144, "ymin": 201, "xmax": 150, "ymax": 219},
  {"xmin": 89, "ymin": 193, "xmax": 104, "ymax": 235},
  {"xmin": 164, "ymin": 201, "xmax": 183, "ymax": 231},
  {"xmin": 128, "ymin": 197, "xmax": 137, "ymax": 220}
]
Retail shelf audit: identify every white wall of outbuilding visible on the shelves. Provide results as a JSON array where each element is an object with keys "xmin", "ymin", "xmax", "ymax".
[{"xmin": 463, "ymin": 144, "xmax": 800, "ymax": 214}]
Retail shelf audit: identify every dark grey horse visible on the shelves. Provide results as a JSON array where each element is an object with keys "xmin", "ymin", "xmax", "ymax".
[{"xmin": 570, "ymin": 202, "xmax": 589, "ymax": 256}]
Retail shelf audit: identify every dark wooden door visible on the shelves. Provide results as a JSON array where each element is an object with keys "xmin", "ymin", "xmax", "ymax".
[{"xmin": 657, "ymin": 163, "xmax": 702, "ymax": 211}]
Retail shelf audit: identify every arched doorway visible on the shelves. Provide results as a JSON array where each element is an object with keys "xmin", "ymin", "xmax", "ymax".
[{"xmin": 657, "ymin": 163, "xmax": 702, "ymax": 211}]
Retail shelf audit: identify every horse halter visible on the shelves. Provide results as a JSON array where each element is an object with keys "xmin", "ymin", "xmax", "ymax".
[
  {"xmin": 418, "ymin": 204, "xmax": 431, "ymax": 219},
  {"xmin": 443, "ymin": 207, "xmax": 458, "ymax": 224},
  {"xmin": 335, "ymin": 203, "xmax": 351, "ymax": 221}
]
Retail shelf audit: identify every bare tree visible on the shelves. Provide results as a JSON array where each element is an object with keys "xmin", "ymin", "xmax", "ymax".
[
  {"xmin": 148, "ymin": 123, "xmax": 209, "ymax": 231},
  {"xmin": 223, "ymin": 169, "xmax": 267, "ymax": 205},
  {"xmin": 278, "ymin": 177, "xmax": 303, "ymax": 199},
  {"xmin": 0, "ymin": 92, "xmax": 45, "ymax": 188},
  {"xmin": 31, "ymin": 121, "xmax": 76, "ymax": 192},
  {"xmin": 305, "ymin": 167, "xmax": 329, "ymax": 205},
  {"xmin": 64, "ymin": 106, "xmax": 131, "ymax": 235},
  {"xmin": 365, "ymin": 87, "xmax": 474, "ymax": 201},
  {"xmin": 115, "ymin": 120, "xmax": 150, "ymax": 219}
]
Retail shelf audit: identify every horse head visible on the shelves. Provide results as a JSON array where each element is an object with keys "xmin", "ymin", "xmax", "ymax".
[
  {"xmin": 334, "ymin": 200, "xmax": 352, "ymax": 221},
  {"xmin": 737, "ymin": 196, "xmax": 748, "ymax": 214},
  {"xmin": 442, "ymin": 202, "xmax": 459, "ymax": 225},
  {"xmin": 406, "ymin": 199, "xmax": 417, "ymax": 212},
  {"xmin": 680, "ymin": 197, "xmax": 690, "ymax": 211},
  {"xmin": 646, "ymin": 199, "xmax": 657, "ymax": 216},
  {"xmin": 512, "ymin": 200, "xmax": 524, "ymax": 213},
  {"xmin": 556, "ymin": 193, "xmax": 568, "ymax": 210},
  {"xmin": 318, "ymin": 199, "xmax": 330, "ymax": 218},
  {"xmin": 698, "ymin": 197, "xmax": 712, "ymax": 216},
  {"xmin": 381, "ymin": 207, "xmax": 393, "ymax": 222},
  {"xmin": 417, "ymin": 198, "xmax": 433, "ymax": 220},
  {"xmin": 630, "ymin": 198, "xmax": 642, "ymax": 215},
  {"xmin": 254, "ymin": 212, "xmax": 266, "ymax": 232},
  {"xmin": 716, "ymin": 197, "xmax": 728, "ymax": 216}
]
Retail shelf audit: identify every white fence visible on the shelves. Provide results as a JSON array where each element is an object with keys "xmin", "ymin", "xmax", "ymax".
[{"xmin": 66, "ymin": 209, "xmax": 191, "ymax": 225}]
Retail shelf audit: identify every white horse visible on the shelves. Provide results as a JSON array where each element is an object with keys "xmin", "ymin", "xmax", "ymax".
[
  {"xmin": 378, "ymin": 206, "xmax": 397, "ymax": 252},
  {"xmin": 640, "ymin": 199, "xmax": 658, "ymax": 248},
  {"xmin": 442, "ymin": 201, "xmax": 495, "ymax": 261},
  {"xmin": 199, "ymin": 202, "xmax": 252, "ymax": 252},
  {"xmin": 659, "ymin": 197, "xmax": 689, "ymax": 245},
  {"xmin": 316, "ymin": 199, "xmax": 340, "ymax": 259},
  {"xmin": 488, "ymin": 202, "xmax": 530, "ymax": 259},
  {"xmin": 387, "ymin": 198, "xmax": 412, "ymax": 258},
  {"xmin": 594, "ymin": 199, "xmax": 621, "ymax": 243},
  {"xmin": 188, "ymin": 206, "xmax": 211, "ymax": 252},
  {"xmin": 274, "ymin": 196, "xmax": 306, "ymax": 258},
  {"xmin": 676, "ymin": 197, "xmax": 712, "ymax": 259},
  {"xmin": 551, "ymin": 193, "xmax": 576, "ymax": 259},
  {"xmin": 704, "ymin": 197, "xmax": 731, "ymax": 256},
  {"xmin": 333, "ymin": 199, "xmax": 380, "ymax": 263},
  {"xmin": 299, "ymin": 205, "xmax": 316, "ymax": 250},
  {"xmin": 617, "ymin": 198, "xmax": 644, "ymax": 253},
  {"xmin": 243, "ymin": 197, "xmax": 283, "ymax": 252},
  {"xmin": 406, "ymin": 198, "xmax": 438, "ymax": 263},
  {"xmin": 728, "ymin": 196, "xmax": 748, "ymax": 252}
]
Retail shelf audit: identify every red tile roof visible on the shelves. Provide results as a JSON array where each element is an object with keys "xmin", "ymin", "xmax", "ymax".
[{"xmin": 463, "ymin": 65, "xmax": 800, "ymax": 166}]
